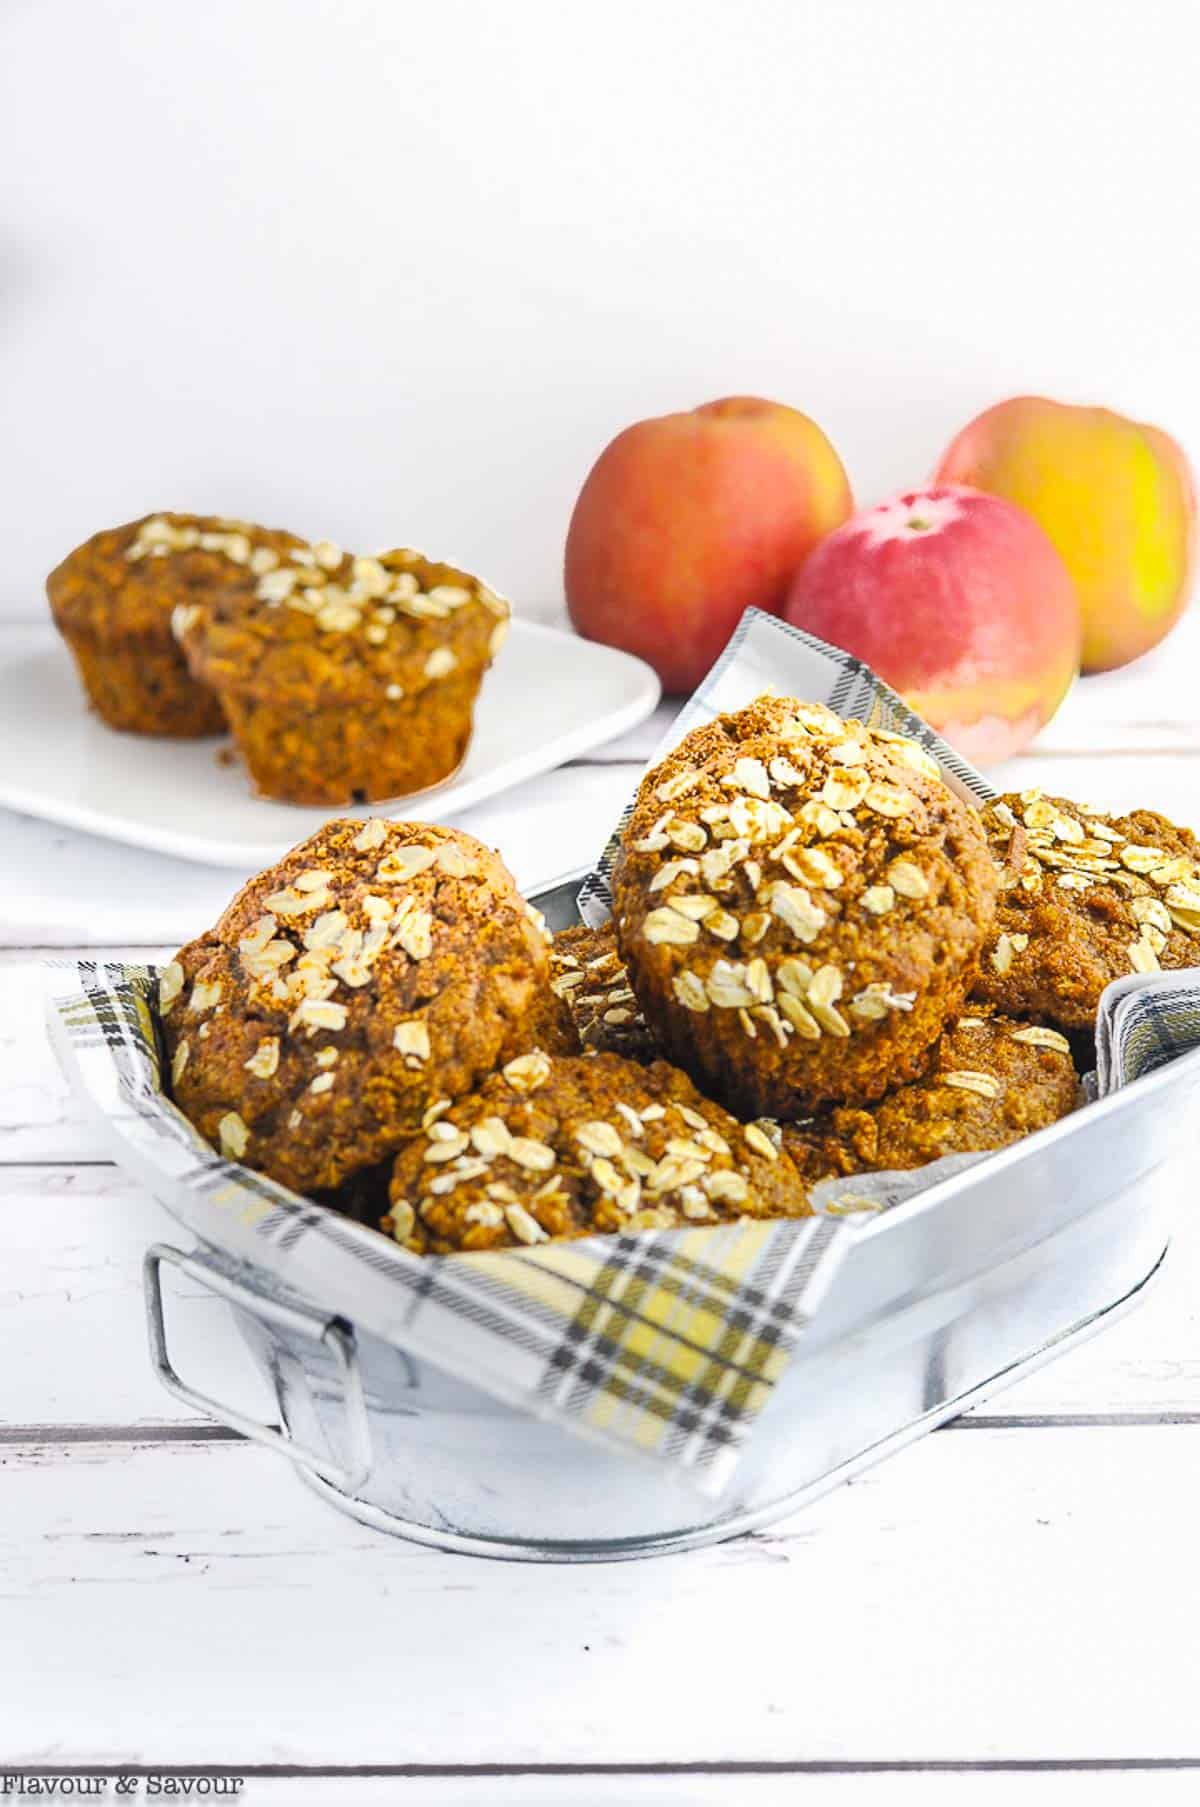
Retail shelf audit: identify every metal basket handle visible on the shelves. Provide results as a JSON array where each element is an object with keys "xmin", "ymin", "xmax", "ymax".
[{"xmin": 143, "ymin": 1242, "xmax": 373, "ymax": 1493}]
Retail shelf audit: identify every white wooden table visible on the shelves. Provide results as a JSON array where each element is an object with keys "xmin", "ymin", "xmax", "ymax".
[{"xmin": 4, "ymin": 613, "xmax": 1200, "ymax": 1805}]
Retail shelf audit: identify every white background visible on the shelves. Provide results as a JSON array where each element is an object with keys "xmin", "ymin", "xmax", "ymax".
[{"xmin": 4, "ymin": 0, "xmax": 1198, "ymax": 622}]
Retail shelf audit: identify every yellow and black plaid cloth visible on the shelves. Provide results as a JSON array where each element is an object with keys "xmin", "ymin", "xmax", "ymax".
[{"xmin": 48, "ymin": 958, "xmax": 842, "ymax": 1495}]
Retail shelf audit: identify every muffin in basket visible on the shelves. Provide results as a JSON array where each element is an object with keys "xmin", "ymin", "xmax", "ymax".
[
  {"xmin": 974, "ymin": 789, "xmax": 1200, "ymax": 1030},
  {"xmin": 783, "ymin": 1007, "xmax": 1079, "ymax": 1184},
  {"xmin": 383, "ymin": 1050, "xmax": 811, "ymax": 1254},
  {"xmin": 611, "ymin": 695, "xmax": 999, "ymax": 1117},
  {"xmin": 46, "ymin": 512, "xmax": 303, "ymax": 737},
  {"xmin": 174, "ymin": 543, "xmax": 510, "ymax": 804},
  {"xmin": 160, "ymin": 819, "xmax": 550, "ymax": 1193},
  {"xmin": 548, "ymin": 922, "xmax": 660, "ymax": 1061}
]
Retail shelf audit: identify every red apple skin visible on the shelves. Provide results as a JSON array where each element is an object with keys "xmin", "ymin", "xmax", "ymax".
[
  {"xmin": 565, "ymin": 396, "xmax": 853, "ymax": 693},
  {"xmin": 782, "ymin": 484, "xmax": 1081, "ymax": 766}
]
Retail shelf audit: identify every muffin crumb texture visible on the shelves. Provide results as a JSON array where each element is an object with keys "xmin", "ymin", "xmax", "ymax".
[{"xmin": 549, "ymin": 923, "xmax": 660, "ymax": 1061}]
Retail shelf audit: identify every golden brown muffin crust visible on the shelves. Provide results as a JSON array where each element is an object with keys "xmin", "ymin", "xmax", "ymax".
[
  {"xmin": 525, "ymin": 963, "xmax": 583, "ymax": 1057},
  {"xmin": 47, "ymin": 513, "xmax": 304, "ymax": 644},
  {"xmin": 178, "ymin": 545, "xmax": 507, "ymax": 707},
  {"xmin": 550, "ymin": 922, "xmax": 660, "ymax": 1061},
  {"xmin": 974, "ymin": 790, "xmax": 1200, "ymax": 1029},
  {"xmin": 384, "ymin": 1051, "xmax": 811, "ymax": 1254},
  {"xmin": 46, "ymin": 513, "xmax": 304, "ymax": 736},
  {"xmin": 783, "ymin": 1009, "xmax": 1079, "ymax": 1181},
  {"xmin": 161, "ymin": 819, "xmax": 551, "ymax": 1193},
  {"xmin": 612, "ymin": 696, "xmax": 999, "ymax": 1116},
  {"xmin": 176, "ymin": 544, "xmax": 509, "ymax": 803}
]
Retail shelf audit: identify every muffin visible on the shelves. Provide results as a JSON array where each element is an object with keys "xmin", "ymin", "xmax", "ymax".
[
  {"xmin": 783, "ymin": 1009, "xmax": 1079, "ymax": 1182},
  {"xmin": 973, "ymin": 790, "xmax": 1200, "ymax": 1029},
  {"xmin": 46, "ymin": 512, "xmax": 303, "ymax": 736},
  {"xmin": 611, "ymin": 695, "xmax": 999, "ymax": 1116},
  {"xmin": 525, "ymin": 963, "xmax": 583, "ymax": 1056},
  {"xmin": 383, "ymin": 1050, "xmax": 811, "ymax": 1254},
  {"xmin": 160, "ymin": 819, "xmax": 551, "ymax": 1193},
  {"xmin": 549, "ymin": 923, "xmax": 659, "ymax": 1061},
  {"xmin": 175, "ymin": 543, "xmax": 510, "ymax": 804}
]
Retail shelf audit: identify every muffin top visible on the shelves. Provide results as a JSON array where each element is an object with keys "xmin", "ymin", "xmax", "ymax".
[
  {"xmin": 974, "ymin": 790, "xmax": 1200, "ymax": 1029},
  {"xmin": 783, "ymin": 1008, "xmax": 1079, "ymax": 1183},
  {"xmin": 176, "ymin": 542, "xmax": 510, "ymax": 706},
  {"xmin": 549, "ymin": 923, "xmax": 660, "ymax": 1062},
  {"xmin": 161, "ymin": 819, "xmax": 551, "ymax": 1193},
  {"xmin": 384, "ymin": 1050, "xmax": 811, "ymax": 1254},
  {"xmin": 46, "ymin": 513, "xmax": 304, "ymax": 643},
  {"xmin": 612, "ymin": 695, "xmax": 999, "ymax": 1113}
]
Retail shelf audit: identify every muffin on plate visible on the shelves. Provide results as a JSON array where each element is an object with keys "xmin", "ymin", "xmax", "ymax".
[
  {"xmin": 383, "ymin": 1050, "xmax": 811, "ymax": 1254},
  {"xmin": 46, "ymin": 512, "xmax": 303, "ymax": 736},
  {"xmin": 973, "ymin": 790, "xmax": 1200, "ymax": 1029},
  {"xmin": 174, "ymin": 543, "xmax": 510, "ymax": 804},
  {"xmin": 160, "ymin": 819, "xmax": 550, "ymax": 1193},
  {"xmin": 782, "ymin": 1008, "xmax": 1079, "ymax": 1183},
  {"xmin": 549, "ymin": 922, "xmax": 660, "ymax": 1061},
  {"xmin": 611, "ymin": 695, "xmax": 999, "ymax": 1117}
]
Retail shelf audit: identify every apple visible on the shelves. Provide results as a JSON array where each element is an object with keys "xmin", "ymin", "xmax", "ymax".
[
  {"xmin": 565, "ymin": 396, "xmax": 853, "ymax": 693},
  {"xmin": 935, "ymin": 396, "xmax": 1196, "ymax": 672},
  {"xmin": 782, "ymin": 483, "xmax": 1081, "ymax": 765}
]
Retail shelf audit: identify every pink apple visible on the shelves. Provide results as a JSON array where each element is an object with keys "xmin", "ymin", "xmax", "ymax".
[{"xmin": 783, "ymin": 484, "xmax": 1081, "ymax": 764}]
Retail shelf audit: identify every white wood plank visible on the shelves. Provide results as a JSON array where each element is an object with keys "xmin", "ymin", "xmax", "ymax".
[
  {"xmin": 1, "ymin": 1426, "xmax": 1198, "ymax": 1765},
  {"xmin": 0, "ymin": 957, "xmax": 119, "ymax": 1161},
  {"xmin": 0, "ymin": 1166, "xmax": 275, "ymax": 1429},
  {"xmin": 2, "ymin": 1158, "xmax": 1199, "ymax": 1432}
]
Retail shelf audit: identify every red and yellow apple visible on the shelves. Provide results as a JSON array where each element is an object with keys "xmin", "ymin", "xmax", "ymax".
[
  {"xmin": 935, "ymin": 396, "xmax": 1196, "ymax": 673},
  {"xmin": 565, "ymin": 396, "xmax": 853, "ymax": 693},
  {"xmin": 783, "ymin": 484, "xmax": 1081, "ymax": 765}
]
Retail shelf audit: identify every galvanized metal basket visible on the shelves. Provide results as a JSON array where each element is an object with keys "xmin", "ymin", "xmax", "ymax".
[
  {"xmin": 124, "ymin": 869, "xmax": 1200, "ymax": 1559},
  {"xmin": 50, "ymin": 611, "xmax": 1200, "ymax": 1558}
]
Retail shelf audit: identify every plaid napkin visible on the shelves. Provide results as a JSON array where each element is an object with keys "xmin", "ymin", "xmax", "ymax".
[
  {"xmin": 47, "ymin": 957, "xmax": 843, "ymax": 1496},
  {"xmin": 578, "ymin": 607, "xmax": 992, "ymax": 924},
  {"xmin": 44, "ymin": 608, "xmax": 1200, "ymax": 1494}
]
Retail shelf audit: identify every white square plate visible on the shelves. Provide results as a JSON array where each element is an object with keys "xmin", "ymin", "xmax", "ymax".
[{"xmin": 0, "ymin": 621, "xmax": 659, "ymax": 866}]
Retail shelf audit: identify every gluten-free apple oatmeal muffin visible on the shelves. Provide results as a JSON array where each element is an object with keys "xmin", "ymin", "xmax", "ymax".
[
  {"xmin": 174, "ymin": 543, "xmax": 510, "ymax": 804},
  {"xmin": 46, "ymin": 513, "xmax": 304, "ymax": 736},
  {"xmin": 973, "ymin": 790, "xmax": 1200, "ymax": 1029},
  {"xmin": 612, "ymin": 695, "xmax": 999, "ymax": 1116},
  {"xmin": 383, "ymin": 1050, "xmax": 811, "ymax": 1254},
  {"xmin": 161, "ymin": 819, "xmax": 551, "ymax": 1193},
  {"xmin": 549, "ymin": 923, "xmax": 659, "ymax": 1061},
  {"xmin": 782, "ymin": 1008, "xmax": 1079, "ymax": 1183}
]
